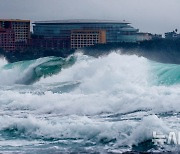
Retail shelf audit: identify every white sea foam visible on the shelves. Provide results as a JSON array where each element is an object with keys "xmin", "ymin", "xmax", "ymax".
[
  {"xmin": 38, "ymin": 52, "xmax": 150, "ymax": 87},
  {"xmin": 0, "ymin": 57, "xmax": 54, "ymax": 85},
  {"xmin": 0, "ymin": 57, "xmax": 7, "ymax": 67},
  {"xmin": 0, "ymin": 53, "xmax": 180, "ymax": 116},
  {"xmin": 0, "ymin": 52, "xmax": 180, "ymax": 152},
  {"xmin": 0, "ymin": 114, "xmax": 172, "ymax": 150}
]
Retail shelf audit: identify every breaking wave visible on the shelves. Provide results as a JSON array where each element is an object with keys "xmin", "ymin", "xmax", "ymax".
[
  {"xmin": 0, "ymin": 51, "xmax": 180, "ymax": 153},
  {"xmin": 0, "ymin": 56, "xmax": 76, "ymax": 85},
  {"xmin": 1, "ymin": 52, "xmax": 180, "ymax": 86}
]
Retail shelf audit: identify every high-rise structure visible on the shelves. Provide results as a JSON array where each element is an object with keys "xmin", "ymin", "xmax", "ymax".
[
  {"xmin": 33, "ymin": 19, "xmax": 141, "ymax": 49},
  {"xmin": 71, "ymin": 30, "xmax": 106, "ymax": 49},
  {"xmin": 0, "ymin": 19, "xmax": 30, "ymax": 50},
  {"xmin": 30, "ymin": 37, "xmax": 70, "ymax": 50},
  {"xmin": 0, "ymin": 28, "xmax": 15, "ymax": 51}
]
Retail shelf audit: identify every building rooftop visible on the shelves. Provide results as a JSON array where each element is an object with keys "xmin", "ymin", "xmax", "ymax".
[
  {"xmin": 0, "ymin": 19, "xmax": 30, "ymax": 22},
  {"xmin": 33, "ymin": 19, "xmax": 130, "ymax": 24}
]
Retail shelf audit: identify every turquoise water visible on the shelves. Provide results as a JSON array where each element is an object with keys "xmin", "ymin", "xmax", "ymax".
[
  {"xmin": 151, "ymin": 61, "xmax": 180, "ymax": 85},
  {"xmin": 1, "ymin": 52, "xmax": 180, "ymax": 153}
]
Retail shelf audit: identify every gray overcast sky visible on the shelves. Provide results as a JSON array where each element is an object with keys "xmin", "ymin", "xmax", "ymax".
[{"xmin": 0, "ymin": 0, "xmax": 180, "ymax": 34}]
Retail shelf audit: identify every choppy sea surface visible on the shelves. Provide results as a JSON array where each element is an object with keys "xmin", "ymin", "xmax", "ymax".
[{"xmin": 1, "ymin": 51, "xmax": 180, "ymax": 153}]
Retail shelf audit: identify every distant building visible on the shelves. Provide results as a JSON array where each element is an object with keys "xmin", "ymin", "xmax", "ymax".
[
  {"xmin": 0, "ymin": 28, "xmax": 15, "ymax": 51},
  {"xmin": 30, "ymin": 37, "xmax": 70, "ymax": 50},
  {"xmin": 165, "ymin": 30, "xmax": 180, "ymax": 39},
  {"xmin": 71, "ymin": 30, "xmax": 106, "ymax": 49},
  {"xmin": 152, "ymin": 34, "xmax": 162, "ymax": 40},
  {"xmin": 0, "ymin": 19, "xmax": 30, "ymax": 50},
  {"xmin": 136, "ymin": 33, "xmax": 153, "ymax": 42},
  {"xmin": 33, "ymin": 19, "xmax": 142, "ymax": 49}
]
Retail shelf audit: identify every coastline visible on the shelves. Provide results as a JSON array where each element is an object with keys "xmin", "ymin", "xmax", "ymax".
[{"xmin": 1, "ymin": 39, "xmax": 180, "ymax": 64}]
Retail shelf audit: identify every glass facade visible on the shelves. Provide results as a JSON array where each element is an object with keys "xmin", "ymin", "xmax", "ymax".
[{"xmin": 33, "ymin": 20, "xmax": 139, "ymax": 43}]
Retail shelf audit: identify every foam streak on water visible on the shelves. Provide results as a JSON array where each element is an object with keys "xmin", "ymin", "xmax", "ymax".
[{"xmin": 0, "ymin": 52, "xmax": 180, "ymax": 153}]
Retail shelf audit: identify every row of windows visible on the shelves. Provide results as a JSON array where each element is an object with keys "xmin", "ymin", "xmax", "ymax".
[
  {"xmin": 0, "ymin": 38, "xmax": 14, "ymax": 40},
  {"xmin": 15, "ymin": 37, "xmax": 28, "ymax": 40},
  {"xmin": 15, "ymin": 31, "xmax": 29, "ymax": 33},
  {"xmin": 71, "ymin": 39, "xmax": 98, "ymax": 42},
  {"xmin": 34, "ymin": 25, "xmax": 134, "ymax": 32},
  {"xmin": 71, "ymin": 40, "xmax": 99, "ymax": 44},
  {"xmin": 0, "ymin": 45, "xmax": 15, "ymax": 47},
  {"xmin": 12, "ymin": 23, "xmax": 29, "ymax": 26},
  {"xmin": 72, "ymin": 43, "xmax": 97, "ymax": 46},
  {"xmin": 0, "ymin": 36, "xmax": 14, "ymax": 38},
  {"xmin": 72, "ymin": 36, "xmax": 99, "ymax": 39},
  {"xmin": 71, "ymin": 38, "xmax": 99, "ymax": 40},
  {"xmin": 71, "ymin": 38, "xmax": 99, "ymax": 41},
  {"xmin": 13, "ymin": 28, "xmax": 29, "ymax": 30},
  {"xmin": 72, "ymin": 34, "xmax": 99, "ymax": 36},
  {"xmin": 0, "ymin": 46, "xmax": 15, "ymax": 50},
  {"xmin": 71, "ymin": 40, "xmax": 98, "ymax": 44},
  {"xmin": 72, "ymin": 35, "xmax": 99, "ymax": 38},
  {"xmin": 15, "ymin": 34, "xmax": 29, "ymax": 36},
  {"xmin": 72, "ymin": 43, "xmax": 95, "ymax": 46},
  {"xmin": 0, "ymin": 42, "xmax": 14, "ymax": 44},
  {"xmin": 72, "ymin": 32, "xmax": 100, "ymax": 34},
  {"xmin": 0, "ymin": 45, "xmax": 15, "ymax": 49},
  {"xmin": 12, "ymin": 25, "xmax": 29, "ymax": 27},
  {"xmin": 15, "ymin": 35, "xmax": 29, "ymax": 38},
  {"xmin": 71, "ymin": 44, "xmax": 95, "ymax": 49},
  {"xmin": 14, "ymin": 30, "xmax": 29, "ymax": 32},
  {"xmin": 0, "ymin": 40, "xmax": 14, "ymax": 42}
]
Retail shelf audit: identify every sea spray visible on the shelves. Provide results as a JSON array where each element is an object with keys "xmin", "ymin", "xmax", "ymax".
[
  {"xmin": 0, "ymin": 51, "xmax": 180, "ymax": 153},
  {"xmin": 0, "ymin": 57, "xmax": 7, "ymax": 68},
  {"xmin": 0, "ymin": 56, "xmax": 76, "ymax": 85}
]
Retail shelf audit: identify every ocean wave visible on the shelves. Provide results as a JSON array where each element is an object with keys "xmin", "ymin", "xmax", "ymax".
[
  {"xmin": 0, "ymin": 114, "xmax": 172, "ymax": 152},
  {"xmin": 0, "ymin": 56, "xmax": 76, "ymax": 85},
  {"xmin": 1, "ymin": 51, "xmax": 180, "ymax": 152},
  {"xmin": 1, "ymin": 51, "xmax": 180, "ymax": 86}
]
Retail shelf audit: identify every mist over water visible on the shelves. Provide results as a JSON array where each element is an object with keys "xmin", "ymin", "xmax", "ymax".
[{"xmin": 0, "ymin": 51, "xmax": 180, "ymax": 153}]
